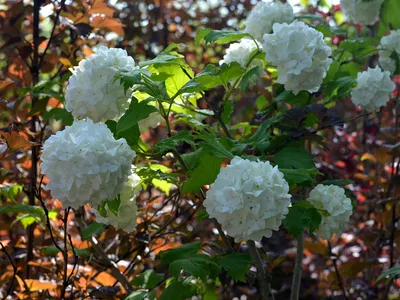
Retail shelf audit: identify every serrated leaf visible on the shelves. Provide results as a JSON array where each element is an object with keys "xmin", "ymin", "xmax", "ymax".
[
  {"xmin": 377, "ymin": 265, "xmax": 400, "ymax": 282},
  {"xmin": 170, "ymin": 254, "xmax": 220, "ymax": 280},
  {"xmin": 239, "ymin": 65, "xmax": 261, "ymax": 91},
  {"xmin": 280, "ymin": 169, "xmax": 315, "ymax": 186},
  {"xmin": 221, "ymin": 100, "xmax": 233, "ymax": 125},
  {"xmin": 182, "ymin": 152, "xmax": 223, "ymax": 193},
  {"xmin": 275, "ymin": 147, "xmax": 315, "ymax": 169},
  {"xmin": 320, "ymin": 179, "xmax": 354, "ymax": 186},
  {"xmin": 283, "ymin": 201, "xmax": 322, "ymax": 237},
  {"xmin": 154, "ymin": 131, "xmax": 195, "ymax": 155},
  {"xmin": 216, "ymin": 253, "xmax": 253, "ymax": 282},
  {"xmin": 160, "ymin": 242, "xmax": 202, "ymax": 264},
  {"xmin": 195, "ymin": 28, "xmax": 212, "ymax": 45},
  {"xmin": 203, "ymin": 30, "xmax": 251, "ymax": 45},
  {"xmin": 196, "ymin": 132, "xmax": 234, "ymax": 159},
  {"xmin": 132, "ymin": 269, "xmax": 163, "ymax": 289},
  {"xmin": 159, "ymin": 279, "xmax": 197, "ymax": 300},
  {"xmin": 82, "ymin": 222, "xmax": 105, "ymax": 240},
  {"xmin": 42, "ymin": 108, "xmax": 73, "ymax": 126}
]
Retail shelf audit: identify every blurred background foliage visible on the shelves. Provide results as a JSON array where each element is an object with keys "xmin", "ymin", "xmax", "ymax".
[{"xmin": 1, "ymin": 0, "xmax": 400, "ymax": 299}]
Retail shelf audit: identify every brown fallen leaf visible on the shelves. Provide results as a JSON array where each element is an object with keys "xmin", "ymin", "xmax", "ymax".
[{"xmin": 0, "ymin": 131, "xmax": 35, "ymax": 151}]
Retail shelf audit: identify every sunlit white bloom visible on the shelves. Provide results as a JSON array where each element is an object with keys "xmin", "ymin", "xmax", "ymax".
[
  {"xmin": 308, "ymin": 184, "xmax": 353, "ymax": 240},
  {"xmin": 245, "ymin": 1, "xmax": 295, "ymax": 42},
  {"xmin": 379, "ymin": 30, "xmax": 400, "ymax": 74},
  {"xmin": 66, "ymin": 46, "xmax": 136, "ymax": 122},
  {"xmin": 204, "ymin": 156, "xmax": 291, "ymax": 242},
  {"xmin": 263, "ymin": 20, "xmax": 332, "ymax": 94},
  {"xmin": 41, "ymin": 119, "xmax": 135, "ymax": 209},
  {"xmin": 219, "ymin": 38, "xmax": 262, "ymax": 68},
  {"xmin": 94, "ymin": 172, "xmax": 141, "ymax": 232},
  {"xmin": 351, "ymin": 66, "xmax": 395, "ymax": 112},
  {"xmin": 340, "ymin": 0, "xmax": 384, "ymax": 25}
]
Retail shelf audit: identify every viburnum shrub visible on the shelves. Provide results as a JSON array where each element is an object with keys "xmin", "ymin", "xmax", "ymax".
[{"xmin": 18, "ymin": 0, "xmax": 400, "ymax": 298}]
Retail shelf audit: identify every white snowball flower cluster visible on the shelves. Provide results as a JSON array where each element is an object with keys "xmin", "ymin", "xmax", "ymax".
[
  {"xmin": 40, "ymin": 119, "xmax": 135, "ymax": 209},
  {"xmin": 340, "ymin": 0, "xmax": 383, "ymax": 25},
  {"xmin": 308, "ymin": 184, "xmax": 353, "ymax": 240},
  {"xmin": 244, "ymin": 0, "xmax": 295, "ymax": 42},
  {"xmin": 263, "ymin": 20, "xmax": 332, "ymax": 95},
  {"xmin": 351, "ymin": 66, "xmax": 395, "ymax": 112},
  {"xmin": 94, "ymin": 171, "xmax": 141, "ymax": 232},
  {"xmin": 66, "ymin": 46, "xmax": 135, "ymax": 123},
  {"xmin": 204, "ymin": 156, "xmax": 291, "ymax": 242},
  {"xmin": 219, "ymin": 38, "xmax": 262, "ymax": 68},
  {"xmin": 379, "ymin": 30, "xmax": 400, "ymax": 74}
]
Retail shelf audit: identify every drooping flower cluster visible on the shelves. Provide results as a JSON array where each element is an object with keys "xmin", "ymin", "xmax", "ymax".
[
  {"xmin": 263, "ymin": 20, "xmax": 332, "ymax": 95},
  {"xmin": 219, "ymin": 38, "xmax": 262, "ymax": 68},
  {"xmin": 351, "ymin": 66, "xmax": 395, "ymax": 112},
  {"xmin": 340, "ymin": 0, "xmax": 384, "ymax": 25},
  {"xmin": 40, "ymin": 120, "xmax": 135, "ymax": 209},
  {"xmin": 65, "ymin": 46, "xmax": 136, "ymax": 123},
  {"xmin": 244, "ymin": 0, "xmax": 295, "ymax": 42},
  {"xmin": 308, "ymin": 184, "xmax": 353, "ymax": 240},
  {"xmin": 379, "ymin": 30, "xmax": 400, "ymax": 74},
  {"xmin": 204, "ymin": 156, "xmax": 291, "ymax": 242},
  {"xmin": 94, "ymin": 171, "xmax": 141, "ymax": 232}
]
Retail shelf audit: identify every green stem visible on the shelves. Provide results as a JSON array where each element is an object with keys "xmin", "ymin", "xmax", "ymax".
[
  {"xmin": 247, "ymin": 240, "xmax": 275, "ymax": 300},
  {"xmin": 290, "ymin": 234, "xmax": 304, "ymax": 300}
]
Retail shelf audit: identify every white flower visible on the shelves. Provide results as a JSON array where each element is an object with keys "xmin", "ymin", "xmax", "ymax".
[
  {"xmin": 340, "ymin": 0, "xmax": 383, "ymax": 25},
  {"xmin": 219, "ymin": 38, "xmax": 262, "ymax": 68},
  {"xmin": 351, "ymin": 66, "xmax": 395, "ymax": 112},
  {"xmin": 263, "ymin": 20, "xmax": 332, "ymax": 95},
  {"xmin": 245, "ymin": 0, "xmax": 295, "ymax": 42},
  {"xmin": 94, "ymin": 172, "xmax": 141, "ymax": 232},
  {"xmin": 308, "ymin": 184, "xmax": 353, "ymax": 240},
  {"xmin": 40, "ymin": 119, "xmax": 135, "ymax": 209},
  {"xmin": 379, "ymin": 30, "xmax": 400, "ymax": 74},
  {"xmin": 66, "ymin": 46, "xmax": 136, "ymax": 122},
  {"xmin": 204, "ymin": 156, "xmax": 291, "ymax": 242}
]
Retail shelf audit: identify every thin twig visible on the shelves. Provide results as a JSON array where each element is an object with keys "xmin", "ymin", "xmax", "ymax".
[
  {"xmin": 290, "ymin": 234, "xmax": 304, "ymax": 300},
  {"xmin": 247, "ymin": 240, "xmax": 275, "ymax": 300},
  {"xmin": 0, "ymin": 241, "xmax": 17, "ymax": 296},
  {"xmin": 328, "ymin": 241, "xmax": 348, "ymax": 299},
  {"xmin": 61, "ymin": 208, "xmax": 70, "ymax": 299}
]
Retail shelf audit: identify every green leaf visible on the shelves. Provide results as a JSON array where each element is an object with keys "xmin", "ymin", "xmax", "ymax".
[
  {"xmin": 140, "ymin": 53, "xmax": 186, "ymax": 68},
  {"xmin": 154, "ymin": 131, "xmax": 195, "ymax": 156},
  {"xmin": 280, "ymin": 169, "xmax": 315, "ymax": 186},
  {"xmin": 170, "ymin": 254, "xmax": 221, "ymax": 280},
  {"xmin": 42, "ymin": 108, "xmax": 73, "ymax": 126},
  {"xmin": 181, "ymin": 148, "xmax": 204, "ymax": 170},
  {"xmin": 116, "ymin": 98, "xmax": 158, "ymax": 146},
  {"xmin": 256, "ymin": 95, "xmax": 268, "ymax": 110},
  {"xmin": 216, "ymin": 253, "xmax": 253, "ymax": 282},
  {"xmin": 320, "ymin": 179, "xmax": 354, "ymax": 186},
  {"xmin": 283, "ymin": 201, "xmax": 322, "ymax": 237},
  {"xmin": 202, "ymin": 30, "xmax": 251, "ymax": 45},
  {"xmin": 0, "ymin": 184, "xmax": 23, "ymax": 200},
  {"xmin": 132, "ymin": 269, "xmax": 163, "ymax": 289},
  {"xmin": 81, "ymin": 222, "xmax": 105, "ymax": 240},
  {"xmin": 160, "ymin": 242, "xmax": 202, "ymax": 264},
  {"xmin": 221, "ymin": 100, "xmax": 233, "ymax": 125},
  {"xmin": 126, "ymin": 291, "xmax": 150, "ymax": 300},
  {"xmin": 197, "ymin": 209, "xmax": 209, "ymax": 221},
  {"xmin": 182, "ymin": 152, "xmax": 223, "ymax": 193},
  {"xmin": 380, "ymin": 0, "xmax": 400, "ymax": 30},
  {"xmin": 274, "ymin": 147, "xmax": 315, "ymax": 169},
  {"xmin": 377, "ymin": 265, "xmax": 400, "ymax": 282},
  {"xmin": 106, "ymin": 195, "xmax": 121, "ymax": 217},
  {"xmin": 42, "ymin": 246, "xmax": 61, "ymax": 256},
  {"xmin": 0, "ymin": 204, "xmax": 44, "ymax": 218},
  {"xmin": 159, "ymin": 279, "xmax": 197, "ymax": 300},
  {"xmin": 195, "ymin": 28, "xmax": 212, "ymax": 45},
  {"xmin": 390, "ymin": 50, "xmax": 400, "ymax": 75},
  {"xmin": 239, "ymin": 65, "xmax": 261, "ymax": 92},
  {"xmin": 116, "ymin": 68, "xmax": 148, "ymax": 94},
  {"xmin": 196, "ymin": 132, "xmax": 234, "ymax": 159}
]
